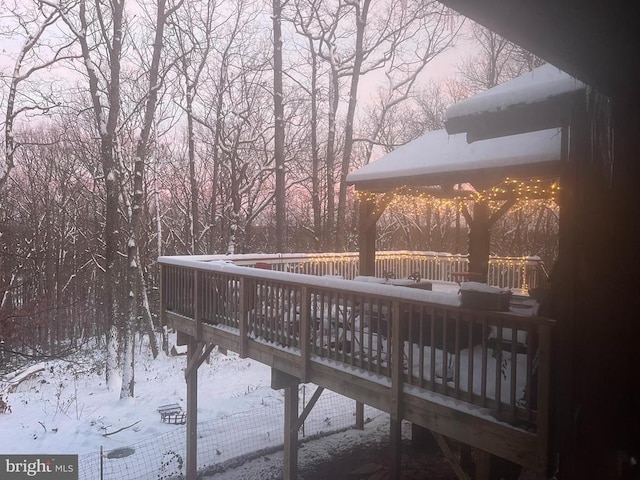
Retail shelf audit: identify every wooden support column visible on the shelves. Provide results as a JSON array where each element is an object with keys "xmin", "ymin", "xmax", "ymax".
[
  {"xmin": 358, "ymin": 194, "xmax": 377, "ymax": 276},
  {"xmin": 185, "ymin": 341, "xmax": 215, "ymax": 479},
  {"xmin": 467, "ymin": 201, "xmax": 490, "ymax": 282},
  {"xmin": 272, "ymin": 369, "xmax": 300, "ymax": 480},
  {"xmin": 389, "ymin": 301, "xmax": 403, "ymax": 480},
  {"xmin": 474, "ymin": 449, "xmax": 491, "ymax": 480},
  {"xmin": 186, "ymin": 335, "xmax": 199, "ymax": 480},
  {"xmin": 355, "ymin": 401, "xmax": 364, "ymax": 430}
]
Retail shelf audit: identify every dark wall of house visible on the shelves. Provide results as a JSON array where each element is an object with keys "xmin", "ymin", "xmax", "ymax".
[{"xmin": 552, "ymin": 93, "xmax": 640, "ymax": 478}]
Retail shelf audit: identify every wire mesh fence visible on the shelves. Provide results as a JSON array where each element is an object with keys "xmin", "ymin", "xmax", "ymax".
[{"xmin": 78, "ymin": 386, "xmax": 381, "ymax": 480}]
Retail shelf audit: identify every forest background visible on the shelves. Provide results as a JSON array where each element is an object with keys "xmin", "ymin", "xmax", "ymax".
[{"xmin": 0, "ymin": 0, "xmax": 556, "ymax": 400}]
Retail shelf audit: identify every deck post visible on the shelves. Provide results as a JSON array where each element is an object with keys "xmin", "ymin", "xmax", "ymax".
[
  {"xmin": 389, "ymin": 301, "xmax": 403, "ymax": 480},
  {"xmin": 474, "ymin": 449, "xmax": 491, "ymax": 480},
  {"xmin": 299, "ymin": 287, "xmax": 310, "ymax": 382},
  {"xmin": 239, "ymin": 277, "xmax": 249, "ymax": 358},
  {"xmin": 194, "ymin": 270, "xmax": 202, "ymax": 341},
  {"xmin": 284, "ymin": 382, "xmax": 299, "ymax": 480},
  {"xmin": 186, "ymin": 335, "xmax": 198, "ymax": 480},
  {"xmin": 355, "ymin": 401, "xmax": 364, "ymax": 430},
  {"xmin": 272, "ymin": 368, "xmax": 300, "ymax": 480}
]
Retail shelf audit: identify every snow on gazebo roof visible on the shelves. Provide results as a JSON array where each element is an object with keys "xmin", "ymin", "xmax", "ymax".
[
  {"xmin": 446, "ymin": 63, "xmax": 585, "ymax": 122},
  {"xmin": 346, "ymin": 127, "xmax": 561, "ymax": 192},
  {"xmin": 445, "ymin": 64, "xmax": 586, "ymax": 141}
]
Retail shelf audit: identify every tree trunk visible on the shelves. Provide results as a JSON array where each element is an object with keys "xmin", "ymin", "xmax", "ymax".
[
  {"xmin": 273, "ymin": 0, "xmax": 286, "ymax": 253},
  {"xmin": 336, "ymin": 0, "xmax": 371, "ymax": 250}
]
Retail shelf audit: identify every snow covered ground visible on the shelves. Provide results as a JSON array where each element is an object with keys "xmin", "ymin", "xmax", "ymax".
[{"xmin": 0, "ymin": 335, "xmax": 386, "ymax": 479}]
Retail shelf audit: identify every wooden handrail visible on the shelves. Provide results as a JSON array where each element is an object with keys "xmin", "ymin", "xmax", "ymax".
[
  {"xmin": 159, "ymin": 251, "xmax": 546, "ymax": 290},
  {"xmin": 161, "ymin": 259, "xmax": 554, "ymax": 432}
]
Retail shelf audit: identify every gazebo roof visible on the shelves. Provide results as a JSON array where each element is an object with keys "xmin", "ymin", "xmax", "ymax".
[
  {"xmin": 346, "ymin": 127, "xmax": 561, "ymax": 192},
  {"xmin": 445, "ymin": 64, "xmax": 585, "ymax": 141}
]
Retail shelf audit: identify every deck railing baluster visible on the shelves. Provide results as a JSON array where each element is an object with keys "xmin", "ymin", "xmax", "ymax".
[
  {"xmin": 454, "ymin": 313, "xmax": 461, "ymax": 398},
  {"xmin": 159, "ymin": 256, "xmax": 554, "ymax": 453},
  {"xmin": 495, "ymin": 318, "xmax": 503, "ymax": 414},
  {"xmin": 510, "ymin": 320, "xmax": 518, "ymax": 421},
  {"xmin": 429, "ymin": 307, "xmax": 436, "ymax": 391},
  {"xmin": 481, "ymin": 316, "xmax": 488, "ymax": 407}
]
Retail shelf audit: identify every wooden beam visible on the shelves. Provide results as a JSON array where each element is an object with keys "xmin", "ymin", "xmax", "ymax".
[
  {"xmin": 186, "ymin": 336, "xmax": 199, "ymax": 480},
  {"xmin": 293, "ymin": 387, "xmax": 324, "ymax": 432},
  {"xmin": 271, "ymin": 367, "xmax": 299, "ymax": 390},
  {"xmin": 488, "ymin": 198, "xmax": 517, "ymax": 227},
  {"xmin": 432, "ymin": 432, "xmax": 471, "ymax": 480},
  {"xmin": 402, "ymin": 393, "xmax": 538, "ymax": 469},
  {"xmin": 184, "ymin": 343, "xmax": 215, "ymax": 380}
]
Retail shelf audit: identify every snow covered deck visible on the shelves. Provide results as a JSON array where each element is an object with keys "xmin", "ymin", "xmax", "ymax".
[{"xmin": 159, "ymin": 255, "xmax": 553, "ymax": 475}]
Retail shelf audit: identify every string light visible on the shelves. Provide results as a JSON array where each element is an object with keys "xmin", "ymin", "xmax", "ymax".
[
  {"xmin": 356, "ymin": 178, "xmax": 560, "ymax": 214},
  {"xmin": 301, "ymin": 252, "xmax": 537, "ymax": 290}
]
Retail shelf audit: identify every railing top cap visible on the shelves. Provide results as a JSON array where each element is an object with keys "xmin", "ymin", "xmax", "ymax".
[
  {"xmin": 157, "ymin": 251, "xmax": 543, "ymax": 264},
  {"xmin": 159, "ymin": 256, "xmax": 462, "ymax": 307}
]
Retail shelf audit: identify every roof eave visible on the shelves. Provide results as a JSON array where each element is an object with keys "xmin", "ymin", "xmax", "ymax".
[
  {"xmin": 350, "ymin": 161, "xmax": 561, "ymax": 193},
  {"xmin": 445, "ymin": 90, "xmax": 582, "ymax": 142}
]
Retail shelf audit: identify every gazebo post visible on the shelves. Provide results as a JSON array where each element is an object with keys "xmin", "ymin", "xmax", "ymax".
[
  {"xmin": 467, "ymin": 201, "xmax": 491, "ymax": 282},
  {"xmin": 358, "ymin": 196, "xmax": 377, "ymax": 276}
]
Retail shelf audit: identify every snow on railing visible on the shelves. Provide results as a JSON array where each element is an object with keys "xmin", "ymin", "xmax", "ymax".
[
  {"xmin": 161, "ymin": 251, "xmax": 545, "ymax": 290},
  {"xmin": 159, "ymin": 258, "xmax": 553, "ymax": 445}
]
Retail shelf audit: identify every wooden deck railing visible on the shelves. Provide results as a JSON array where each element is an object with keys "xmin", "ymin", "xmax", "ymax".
[
  {"xmin": 160, "ymin": 257, "xmax": 553, "ymax": 449},
  {"xmin": 176, "ymin": 251, "xmax": 546, "ymax": 290}
]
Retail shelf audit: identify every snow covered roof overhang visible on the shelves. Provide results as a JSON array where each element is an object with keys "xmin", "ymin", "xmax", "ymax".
[
  {"xmin": 445, "ymin": 64, "xmax": 586, "ymax": 142},
  {"xmin": 347, "ymin": 127, "xmax": 562, "ymax": 193},
  {"xmin": 436, "ymin": 0, "xmax": 640, "ymax": 101}
]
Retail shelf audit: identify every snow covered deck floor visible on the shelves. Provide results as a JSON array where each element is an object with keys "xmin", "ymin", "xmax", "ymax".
[{"xmin": 159, "ymin": 256, "xmax": 553, "ymax": 475}]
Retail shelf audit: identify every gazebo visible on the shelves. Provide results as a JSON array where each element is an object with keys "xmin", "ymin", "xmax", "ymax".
[
  {"xmin": 347, "ymin": 125, "xmax": 563, "ymax": 283},
  {"xmin": 442, "ymin": 57, "xmax": 639, "ymax": 478}
]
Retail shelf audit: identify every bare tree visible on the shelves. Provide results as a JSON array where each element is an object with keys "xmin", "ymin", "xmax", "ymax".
[
  {"xmin": 1, "ymin": 0, "xmax": 74, "ymax": 193},
  {"xmin": 290, "ymin": 0, "xmax": 460, "ymax": 250},
  {"xmin": 457, "ymin": 22, "xmax": 545, "ymax": 94},
  {"xmin": 118, "ymin": 0, "xmax": 182, "ymax": 398},
  {"xmin": 169, "ymin": 0, "xmax": 219, "ymax": 254},
  {"xmin": 273, "ymin": 0, "xmax": 287, "ymax": 252}
]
